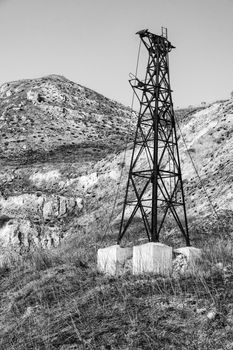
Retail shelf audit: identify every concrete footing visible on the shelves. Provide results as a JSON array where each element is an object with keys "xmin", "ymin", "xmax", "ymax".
[
  {"xmin": 97, "ymin": 243, "xmax": 202, "ymax": 277},
  {"xmin": 97, "ymin": 245, "xmax": 133, "ymax": 275},
  {"xmin": 133, "ymin": 242, "xmax": 172, "ymax": 276},
  {"xmin": 173, "ymin": 246, "xmax": 202, "ymax": 275},
  {"xmin": 174, "ymin": 247, "xmax": 202, "ymax": 260}
]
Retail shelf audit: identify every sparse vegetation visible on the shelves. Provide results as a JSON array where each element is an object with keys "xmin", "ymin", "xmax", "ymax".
[{"xmin": 0, "ymin": 232, "xmax": 233, "ymax": 350}]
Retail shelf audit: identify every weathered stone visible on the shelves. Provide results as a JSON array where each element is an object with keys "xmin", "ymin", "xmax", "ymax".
[
  {"xmin": 76, "ymin": 197, "xmax": 83, "ymax": 210},
  {"xmin": 0, "ymin": 218, "xmax": 39, "ymax": 251},
  {"xmin": 65, "ymin": 197, "xmax": 76, "ymax": 214},
  {"xmin": 41, "ymin": 226, "xmax": 61, "ymax": 248},
  {"xmin": 0, "ymin": 194, "xmax": 44, "ymax": 219},
  {"xmin": 173, "ymin": 246, "xmax": 202, "ymax": 275},
  {"xmin": 172, "ymin": 253, "xmax": 189, "ymax": 275},
  {"xmin": 59, "ymin": 197, "xmax": 67, "ymax": 216},
  {"xmin": 207, "ymin": 308, "xmax": 217, "ymax": 320},
  {"xmin": 6, "ymin": 90, "xmax": 12, "ymax": 97},
  {"xmin": 42, "ymin": 196, "xmax": 76, "ymax": 220},
  {"xmin": 42, "ymin": 200, "xmax": 57, "ymax": 221}
]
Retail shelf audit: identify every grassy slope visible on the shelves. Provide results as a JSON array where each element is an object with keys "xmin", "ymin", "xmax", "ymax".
[{"xmin": 0, "ymin": 231, "xmax": 233, "ymax": 350}]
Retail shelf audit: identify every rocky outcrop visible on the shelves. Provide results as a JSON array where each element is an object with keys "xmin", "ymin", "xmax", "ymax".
[
  {"xmin": 0, "ymin": 193, "xmax": 78, "ymax": 221},
  {"xmin": 0, "ymin": 193, "xmax": 80, "ymax": 259}
]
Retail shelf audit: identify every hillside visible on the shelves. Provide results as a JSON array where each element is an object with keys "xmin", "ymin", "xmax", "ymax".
[
  {"xmin": 0, "ymin": 76, "xmax": 233, "ymax": 349},
  {"xmin": 0, "ymin": 75, "xmax": 135, "ymax": 255},
  {"xmin": 0, "ymin": 75, "xmax": 135, "ymax": 164}
]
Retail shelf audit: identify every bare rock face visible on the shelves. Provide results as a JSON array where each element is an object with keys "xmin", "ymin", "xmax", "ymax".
[
  {"xmin": 0, "ymin": 193, "xmax": 79, "ymax": 255},
  {"xmin": 0, "ymin": 218, "xmax": 37, "ymax": 249},
  {"xmin": 0, "ymin": 193, "xmax": 78, "ymax": 221},
  {"xmin": 42, "ymin": 195, "xmax": 77, "ymax": 220}
]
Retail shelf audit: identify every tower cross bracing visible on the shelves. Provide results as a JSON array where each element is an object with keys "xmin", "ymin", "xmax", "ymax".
[{"xmin": 118, "ymin": 29, "xmax": 190, "ymax": 246}]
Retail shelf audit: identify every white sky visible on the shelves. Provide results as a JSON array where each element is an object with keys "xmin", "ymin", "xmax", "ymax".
[{"xmin": 0, "ymin": 0, "xmax": 232, "ymax": 108}]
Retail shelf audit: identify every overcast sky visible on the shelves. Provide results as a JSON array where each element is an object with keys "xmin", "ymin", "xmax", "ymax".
[{"xmin": 0, "ymin": 0, "xmax": 232, "ymax": 108}]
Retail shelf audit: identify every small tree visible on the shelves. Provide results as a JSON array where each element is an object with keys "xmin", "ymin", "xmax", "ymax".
[{"xmin": 231, "ymin": 91, "xmax": 233, "ymax": 99}]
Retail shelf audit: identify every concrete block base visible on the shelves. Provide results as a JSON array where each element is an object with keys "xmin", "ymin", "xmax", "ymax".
[
  {"xmin": 97, "ymin": 245, "xmax": 133, "ymax": 275},
  {"xmin": 173, "ymin": 246, "xmax": 202, "ymax": 275},
  {"xmin": 174, "ymin": 247, "xmax": 202, "ymax": 263},
  {"xmin": 133, "ymin": 242, "xmax": 172, "ymax": 276}
]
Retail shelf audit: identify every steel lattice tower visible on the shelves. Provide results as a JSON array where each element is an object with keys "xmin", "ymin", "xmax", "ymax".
[{"xmin": 118, "ymin": 29, "xmax": 190, "ymax": 246}]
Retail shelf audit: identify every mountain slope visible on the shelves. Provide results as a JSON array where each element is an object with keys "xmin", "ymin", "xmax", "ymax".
[{"xmin": 0, "ymin": 74, "xmax": 135, "ymax": 164}]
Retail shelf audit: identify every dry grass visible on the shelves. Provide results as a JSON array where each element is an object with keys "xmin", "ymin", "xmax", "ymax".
[{"xmin": 0, "ymin": 233, "xmax": 233, "ymax": 350}]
